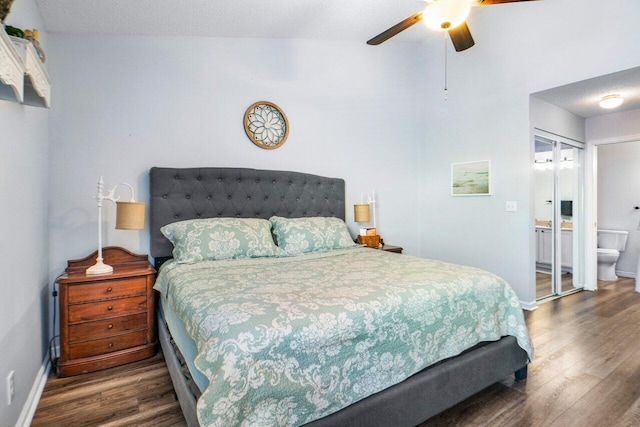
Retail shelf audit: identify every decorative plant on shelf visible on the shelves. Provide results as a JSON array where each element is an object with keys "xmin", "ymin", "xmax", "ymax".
[{"xmin": 0, "ymin": 0, "xmax": 15, "ymax": 22}]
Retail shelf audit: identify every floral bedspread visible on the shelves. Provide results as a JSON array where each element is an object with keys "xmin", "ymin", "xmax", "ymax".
[{"xmin": 154, "ymin": 248, "xmax": 533, "ymax": 427}]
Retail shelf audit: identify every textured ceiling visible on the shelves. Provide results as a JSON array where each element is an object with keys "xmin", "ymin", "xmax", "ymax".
[
  {"xmin": 32, "ymin": 0, "xmax": 638, "ymax": 119},
  {"xmin": 33, "ymin": 0, "xmax": 539, "ymax": 42},
  {"xmin": 34, "ymin": 0, "xmax": 430, "ymax": 41},
  {"xmin": 533, "ymin": 67, "xmax": 640, "ymax": 119}
]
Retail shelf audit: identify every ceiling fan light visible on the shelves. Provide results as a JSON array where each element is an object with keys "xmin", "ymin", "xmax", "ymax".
[
  {"xmin": 423, "ymin": 0, "xmax": 472, "ymax": 31},
  {"xmin": 599, "ymin": 94, "xmax": 624, "ymax": 109}
]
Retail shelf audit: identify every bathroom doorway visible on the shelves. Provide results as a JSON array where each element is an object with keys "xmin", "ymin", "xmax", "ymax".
[
  {"xmin": 594, "ymin": 141, "xmax": 640, "ymax": 287},
  {"xmin": 534, "ymin": 132, "xmax": 585, "ymax": 300}
]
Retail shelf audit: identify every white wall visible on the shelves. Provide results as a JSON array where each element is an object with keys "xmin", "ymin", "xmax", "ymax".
[
  {"xmin": 46, "ymin": 34, "xmax": 425, "ymax": 284},
  {"xmin": 587, "ymin": 108, "xmax": 640, "ymax": 142},
  {"xmin": 530, "ymin": 96, "xmax": 586, "ymax": 143},
  {"xmin": 587, "ymin": 108, "xmax": 640, "ymax": 277},
  {"xmin": 0, "ymin": 1, "xmax": 50, "ymax": 425},
  {"xmin": 418, "ymin": 0, "xmax": 640, "ymax": 306}
]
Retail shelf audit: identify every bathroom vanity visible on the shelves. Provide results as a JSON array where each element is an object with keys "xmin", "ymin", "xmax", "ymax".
[{"xmin": 535, "ymin": 225, "xmax": 573, "ymax": 271}]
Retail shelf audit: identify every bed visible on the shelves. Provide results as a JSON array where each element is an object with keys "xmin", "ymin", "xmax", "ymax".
[{"xmin": 150, "ymin": 167, "xmax": 532, "ymax": 427}]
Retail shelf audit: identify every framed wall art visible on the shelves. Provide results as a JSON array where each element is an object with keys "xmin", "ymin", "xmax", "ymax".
[
  {"xmin": 451, "ymin": 160, "xmax": 491, "ymax": 196},
  {"xmin": 244, "ymin": 101, "xmax": 289, "ymax": 150}
]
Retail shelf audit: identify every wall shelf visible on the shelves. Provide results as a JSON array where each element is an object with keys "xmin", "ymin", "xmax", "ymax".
[
  {"xmin": 0, "ymin": 23, "xmax": 25, "ymax": 103},
  {"xmin": 10, "ymin": 36, "xmax": 51, "ymax": 108},
  {"xmin": 0, "ymin": 23, "xmax": 51, "ymax": 108}
]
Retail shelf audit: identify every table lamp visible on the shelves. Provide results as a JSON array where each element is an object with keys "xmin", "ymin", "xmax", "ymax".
[
  {"xmin": 86, "ymin": 177, "xmax": 145, "ymax": 275},
  {"xmin": 354, "ymin": 191, "xmax": 381, "ymax": 248}
]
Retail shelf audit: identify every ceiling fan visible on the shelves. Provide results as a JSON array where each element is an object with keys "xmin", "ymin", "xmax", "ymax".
[{"xmin": 367, "ymin": 0, "xmax": 538, "ymax": 52}]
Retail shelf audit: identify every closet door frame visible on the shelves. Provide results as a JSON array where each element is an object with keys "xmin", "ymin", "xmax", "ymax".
[{"xmin": 535, "ymin": 129, "xmax": 585, "ymax": 299}]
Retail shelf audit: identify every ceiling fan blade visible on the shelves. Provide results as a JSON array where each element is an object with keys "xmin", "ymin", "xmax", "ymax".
[
  {"xmin": 367, "ymin": 12, "xmax": 423, "ymax": 45},
  {"xmin": 448, "ymin": 22, "xmax": 475, "ymax": 52},
  {"xmin": 475, "ymin": 0, "xmax": 539, "ymax": 5}
]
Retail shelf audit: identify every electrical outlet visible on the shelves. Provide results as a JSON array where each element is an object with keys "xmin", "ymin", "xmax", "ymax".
[
  {"xmin": 6, "ymin": 371, "xmax": 14, "ymax": 405},
  {"xmin": 506, "ymin": 201, "xmax": 518, "ymax": 212}
]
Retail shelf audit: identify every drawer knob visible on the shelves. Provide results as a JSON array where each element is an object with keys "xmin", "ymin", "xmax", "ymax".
[
  {"xmin": 107, "ymin": 324, "xmax": 113, "ymax": 329},
  {"xmin": 107, "ymin": 306, "xmax": 113, "ymax": 311},
  {"xmin": 106, "ymin": 287, "xmax": 112, "ymax": 292},
  {"xmin": 108, "ymin": 343, "xmax": 114, "ymax": 348}
]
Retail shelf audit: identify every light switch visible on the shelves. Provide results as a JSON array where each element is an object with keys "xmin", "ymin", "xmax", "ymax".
[{"xmin": 506, "ymin": 201, "xmax": 517, "ymax": 212}]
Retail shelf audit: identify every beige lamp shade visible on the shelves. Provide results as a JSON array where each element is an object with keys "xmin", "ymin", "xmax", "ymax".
[
  {"xmin": 116, "ymin": 201, "xmax": 146, "ymax": 230},
  {"xmin": 354, "ymin": 204, "xmax": 371, "ymax": 223}
]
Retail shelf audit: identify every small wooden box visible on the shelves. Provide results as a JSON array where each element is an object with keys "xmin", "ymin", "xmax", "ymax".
[{"xmin": 357, "ymin": 234, "xmax": 381, "ymax": 248}]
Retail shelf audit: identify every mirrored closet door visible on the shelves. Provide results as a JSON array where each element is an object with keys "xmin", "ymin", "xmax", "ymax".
[{"xmin": 534, "ymin": 132, "xmax": 585, "ymax": 300}]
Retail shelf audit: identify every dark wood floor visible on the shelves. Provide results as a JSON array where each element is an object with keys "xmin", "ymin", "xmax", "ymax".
[
  {"xmin": 422, "ymin": 277, "xmax": 640, "ymax": 427},
  {"xmin": 32, "ymin": 354, "xmax": 187, "ymax": 427},
  {"xmin": 33, "ymin": 278, "xmax": 640, "ymax": 427}
]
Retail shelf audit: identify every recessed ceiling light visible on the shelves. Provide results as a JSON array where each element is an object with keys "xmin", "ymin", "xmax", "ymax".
[{"xmin": 599, "ymin": 94, "xmax": 624, "ymax": 109}]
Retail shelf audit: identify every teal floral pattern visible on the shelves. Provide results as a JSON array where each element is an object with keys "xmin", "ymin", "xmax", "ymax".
[
  {"xmin": 155, "ymin": 248, "xmax": 533, "ymax": 427},
  {"xmin": 161, "ymin": 218, "xmax": 279, "ymax": 263},
  {"xmin": 270, "ymin": 216, "xmax": 358, "ymax": 255}
]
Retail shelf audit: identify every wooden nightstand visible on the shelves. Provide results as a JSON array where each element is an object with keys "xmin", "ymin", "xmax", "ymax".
[
  {"xmin": 56, "ymin": 247, "xmax": 157, "ymax": 377},
  {"xmin": 380, "ymin": 244, "xmax": 403, "ymax": 254}
]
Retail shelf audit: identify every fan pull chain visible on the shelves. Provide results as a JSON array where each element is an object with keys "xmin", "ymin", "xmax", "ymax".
[{"xmin": 444, "ymin": 33, "xmax": 448, "ymax": 101}]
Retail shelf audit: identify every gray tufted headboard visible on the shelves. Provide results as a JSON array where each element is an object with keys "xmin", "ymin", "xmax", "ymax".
[{"xmin": 149, "ymin": 167, "xmax": 346, "ymax": 261}]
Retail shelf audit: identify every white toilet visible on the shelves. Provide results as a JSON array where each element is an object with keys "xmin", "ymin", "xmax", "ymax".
[{"xmin": 597, "ymin": 230, "xmax": 629, "ymax": 281}]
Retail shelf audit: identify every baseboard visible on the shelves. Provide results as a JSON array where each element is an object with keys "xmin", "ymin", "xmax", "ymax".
[
  {"xmin": 615, "ymin": 270, "xmax": 636, "ymax": 279},
  {"xmin": 520, "ymin": 300, "xmax": 538, "ymax": 311},
  {"xmin": 16, "ymin": 354, "xmax": 51, "ymax": 427}
]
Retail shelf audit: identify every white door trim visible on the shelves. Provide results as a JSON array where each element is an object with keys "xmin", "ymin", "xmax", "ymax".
[
  {"xmin": 533, "ymin": 129, "xmax": 586, "ymax": 295},
  {"xmin": 586, "ymin": 133, "xmax": 640, "ymax": 293}
]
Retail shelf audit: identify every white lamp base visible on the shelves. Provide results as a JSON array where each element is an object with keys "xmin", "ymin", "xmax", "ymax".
[{"xmin": 86, "ymin": 259, "xmax": 114, "ymax": 275}]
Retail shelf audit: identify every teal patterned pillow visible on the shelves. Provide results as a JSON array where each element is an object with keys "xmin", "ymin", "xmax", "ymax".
[
  {"xmin": 269, "ymin": 216, "xmax": 358, "ymax": 255},
  {"xmin": 161, "ymin": 218, "xmax": 279, "ymax": 263}
]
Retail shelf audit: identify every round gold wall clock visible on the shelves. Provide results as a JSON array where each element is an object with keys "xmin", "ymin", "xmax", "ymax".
[{"xmin": 244, "ymin": 101, "xmax": 289, "ymax": 150}]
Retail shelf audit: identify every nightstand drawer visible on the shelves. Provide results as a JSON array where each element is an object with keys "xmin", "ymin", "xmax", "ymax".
[
  {"xmin": 68, "ymin": 295, "xmax": 147, "ymax": 323},
  {"xmin": 68, "ymin": 277, "xmax": 147, "ymax": 304},
  {"xmin": 69, "ymin": 313, "xmax": 148, "ymax": 342},
  {"xmin": 69, "ymin": 330, "xmax": 148, "ymax": 359}
]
